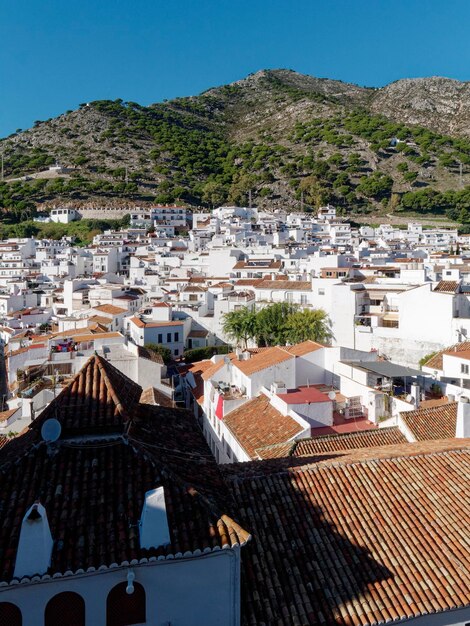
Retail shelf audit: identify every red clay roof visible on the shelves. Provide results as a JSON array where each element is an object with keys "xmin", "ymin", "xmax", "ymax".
[
  {"xmin": 294, "ymin": 427, "xmax": 407, "ymax": 456},
  {"xmin": 400, "ymin": 402, "xmax": 457, "ymax": 441},
  {"xmin": 285, "ymin": 340, "xmax": 324, "ymax": 356},
  {"xmin": 233, "ymin": 346, "xmax": 293, "ymax": 376},
  {"xmin": 424, "ymin": 341, "xmax": 470, "ymax": 370},
  {"xmin": 0, "ymin": 360, "xmax": 250, "ymax": 583},
  {"xmin": 225, "ymin": 440, "xmax": 470, "ymax": 625},
  {"xmin": 223, "ymin": 393, "xmax": 304, "ymax": 460},
  {"xmin": 31, "ymin": 354, "xmax": 143, "ymax": 435}
]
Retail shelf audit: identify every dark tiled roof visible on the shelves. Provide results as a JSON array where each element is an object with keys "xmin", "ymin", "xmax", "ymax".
[
  {"xmin": 294, "ymin": 427, "xmax": 407, "ymax": 456},
  {"xmin": 223, "ymin": 394, "xmax": 304, "ymax": 460},
  {"xmin": 32, "ymin": 355, "xmax": 143, "ymax": 436},
  {"xmin": 400, "ymin": 402, "xmax": 457, "ymax": 441},
  {"xmin": 137, "ymin": 345, "xmax": 164, "ymax": 365},
  {"xmin": 0, "ymin": 361, "xmax": 251, "ymax": 583},
  {"xmin": 225, "ymin": 441, "xmax": 470, "ymax": 626},
  {"xmin": 140, "ymin": 386, "xmax": 174, "ymax": 408}
]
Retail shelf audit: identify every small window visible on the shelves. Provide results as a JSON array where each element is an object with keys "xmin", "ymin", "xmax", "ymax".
[
  {"xmin": 45, "ymin": 592, "xmax": 85, "ymax": 626},
  {"xmin": 167, "ymin": 333, "xmax": 171, "ymax": 342},
  {"xmin": 174, "ymin": 332, "xmax": 179, "ymax": 342},
  {"xmin": 0, "ymin": 602, "xmax": 22, "ymax": 626},
  {"xmin": 106, "ymin": 582, "xmax": 146, "ymax": 626},
  {"xmin": 461, "ymin": 363, "xmax": 469, "ymax": 375},
  {"xmin": 174, "ymin": 349, "xmax": 179, "ymax": 356},
  {"xmin": 318, "ymin": 289, "xmax": 325, "ymax": 296}
]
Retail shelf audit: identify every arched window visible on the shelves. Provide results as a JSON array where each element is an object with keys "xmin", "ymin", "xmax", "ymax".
[
  {"xmin": 0, "ymin": 602, "xmax": 22, "ymax": 626},
  {"xmin": 106, "ymin": 582, "xmax": 146, "ymax": 626},
  {"xmin": 45, "ymin": 592, "xmax": 85, "ymax": 626}
]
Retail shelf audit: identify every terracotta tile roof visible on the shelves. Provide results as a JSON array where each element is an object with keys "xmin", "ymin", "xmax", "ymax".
[
  {"xmin": 201, "ymin": 359, "xmax": 225, "ymax": 381},
  {"xmin": 137, "ymin": 345, "xmax": 164, "ymax": 365},
  {"xmin": 223, "ymin": 393, "xmax": 304, "ymax": 460},
  {"xmin": 424, "ymin": 341, "xmax": 470, "ymax": 370},
  {"xmin": 0, "ymin": 361, "xmax": 251, "ymax": 584},
  {"xmin": 225, "ymin": 441, "xmax": 470, "ymax": 626},
  {"xmin": 400, "ymin": 402, "xmax": 457, "ymax": 441},
  {"xmin": 179, "ymin": 360, "xmax": 214, "ymax": 405},
  {"xmin": 294, "ymin": 427, "xmax": 407, "ymax": 456},
  {"xmin": 433, "ymin": 280, "xmax": 459, "ymax": 293},
  {"xmin": 129, "ymin": 317, "xmax": 183, "ymax": 329},
  {"xmin": 285, "ymin": 340, "xmax": 324, "ymax": 356},
  {"xmin": 233, "ymin": 346, "xmax": 293, "ymax": 376},
  {"xmin": 92, "ymin": 304, "xmax": 127, "ymax": 315},
  {"xmin": 140, "ymin": 386, "xmax": 174, "ymax": 408},
  {"xmin": 31, "ymin": 354, "xmax": 143, "ymax": 436},
  {"xmin": 188, "ymin": 329, "xmax": 209, "ymax": 338}
]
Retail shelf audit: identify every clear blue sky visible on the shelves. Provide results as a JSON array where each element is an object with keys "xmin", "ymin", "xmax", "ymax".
[{"xmin": 1, "ymin": 0, "xmax": 469, "ymax": 138}]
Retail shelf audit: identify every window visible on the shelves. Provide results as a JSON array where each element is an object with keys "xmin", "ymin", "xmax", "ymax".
[
  {"xmin": 318, "ymin": 289, "xmax": 325, "ymax": 296},
  {"xmin": 167, "ymin": 333, "xmax": 171, "ymax": 342},
  {"xmin": 157, "ymin": 333, "xmax": 163, "ymax": 343},
  {"xmin": 106, "ymin": 582, "xmax": 146, "ymax": 626},
  {"xmin": 300, "ymin": 295, "xmax": 307, "ymax": 305},
  {"xmin": 174, "ymin": 349, "xmax": 179, "ymax": 356},
  {"xmin": 461, "ymin": 363, "xmax": 469, "ymax": 375},
  {"xmin": 0, "ymin": 602, "xmax": 22, "ymax": 626},
  {"xmin": 174, "ymin": 332, "xmax": 179, "ymax": 342},
  {"xmin": 45, "ymin": 592, "xmax": 84, "ymax": 626}
]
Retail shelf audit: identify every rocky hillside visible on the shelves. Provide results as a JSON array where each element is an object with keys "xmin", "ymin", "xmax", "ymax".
[{"xmin": 1, "ymin": 69, "xmax": 469, "ymax": 218}]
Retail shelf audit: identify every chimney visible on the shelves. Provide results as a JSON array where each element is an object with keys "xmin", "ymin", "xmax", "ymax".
[
  {"xmin": 456, "ymin": 396, "xmax": 470, "ymax": 438},
  {"xmin": 139, "ymin": 487, "xmax": 171, "ymax": 550},
  {"xmin": 410, "ymin": 383, "xmax": 420, "ymax": 409},
  {"xmin": 14, "ymin": 502, "xmax": 53, "ymax": 579}
]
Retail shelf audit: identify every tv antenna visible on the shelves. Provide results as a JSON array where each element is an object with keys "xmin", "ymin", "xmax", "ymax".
[{"xmin": 41, "ymin": 418, "xmax": 61, "ymax": 443}]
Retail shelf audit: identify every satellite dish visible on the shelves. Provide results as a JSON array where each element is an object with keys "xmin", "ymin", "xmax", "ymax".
[
  {"xmin": 328, "ymin": 390, "xmax": 336, "ymax": 401},
  {"xmin": 41, "ymin": 418, "xmax": 61, "ymax": 443}
]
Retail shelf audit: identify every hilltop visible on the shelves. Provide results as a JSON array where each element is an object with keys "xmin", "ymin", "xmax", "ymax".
[{"xmin": 1, "ymin": 69, "xmax": 469, "ymax": 220}]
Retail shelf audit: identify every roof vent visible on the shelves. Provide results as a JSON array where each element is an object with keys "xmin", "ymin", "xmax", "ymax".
[
  {"xmin": 14, "ymin": 502, "xmax": 53, "ymax": 579},
  {"xmin": 139, "ymin": 487, "xmax": 171, "ymax": 550},
  {"xmin": 456, "ymin": 396, "xmax": 470, "ymax": 438}
]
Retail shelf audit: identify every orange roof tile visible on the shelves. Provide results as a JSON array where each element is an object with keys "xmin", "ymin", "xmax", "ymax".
[
  {"xmin": 400, "ymin": 402, "xmax": 457, "ymax": 441},
  {"xmin": 233, "ymin": 346, "xmax": 293, "ymax": 376},
  {"xmin": 223, "ymin": 393, "xmax": 304, "ymax": 459}
]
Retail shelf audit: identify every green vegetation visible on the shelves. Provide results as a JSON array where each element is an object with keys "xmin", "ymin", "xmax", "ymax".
[
  {"xmin": 222, "ymin": 303, "xmax": 331, "ymax": 348},
  {"xmin": 0, "ymin": 216, "xmax": 130, "ymax": 245},
  {"xmin": 1, "ymin": 76, "xmax": 469, "ymax": 218},
  {"xmin": 144, "ymin": 343, "xmax": 172, "ymax": 364},
  {"xmin": 182, "ymin": 345, "xmax": 230, "ymax": 363}
]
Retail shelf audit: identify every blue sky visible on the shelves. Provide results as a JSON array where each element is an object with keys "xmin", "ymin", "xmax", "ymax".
[{"xmin": 1, "ymin": 0, "xmax": 469, "ymax": 137}]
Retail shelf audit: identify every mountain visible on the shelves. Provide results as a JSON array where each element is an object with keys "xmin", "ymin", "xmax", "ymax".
[{"xmin": 1, "ymin": 69, "xmax": 469, "ymax": 218}]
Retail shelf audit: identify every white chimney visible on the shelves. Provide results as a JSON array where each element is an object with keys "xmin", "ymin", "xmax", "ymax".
[
  {"xmin": 139, "ymin": 487, "xmax": 171, "ymax": 550},
  {"xmin": 410, "ymin": 383, "xmax": 420, "ymax": 409},
  {"xmin": 456, "ymin": 396, "xmax": 470, "ymax": 438},
  {"xmin": 14, "ymin": 502, "xmax": 53, "ymax": 579}
]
